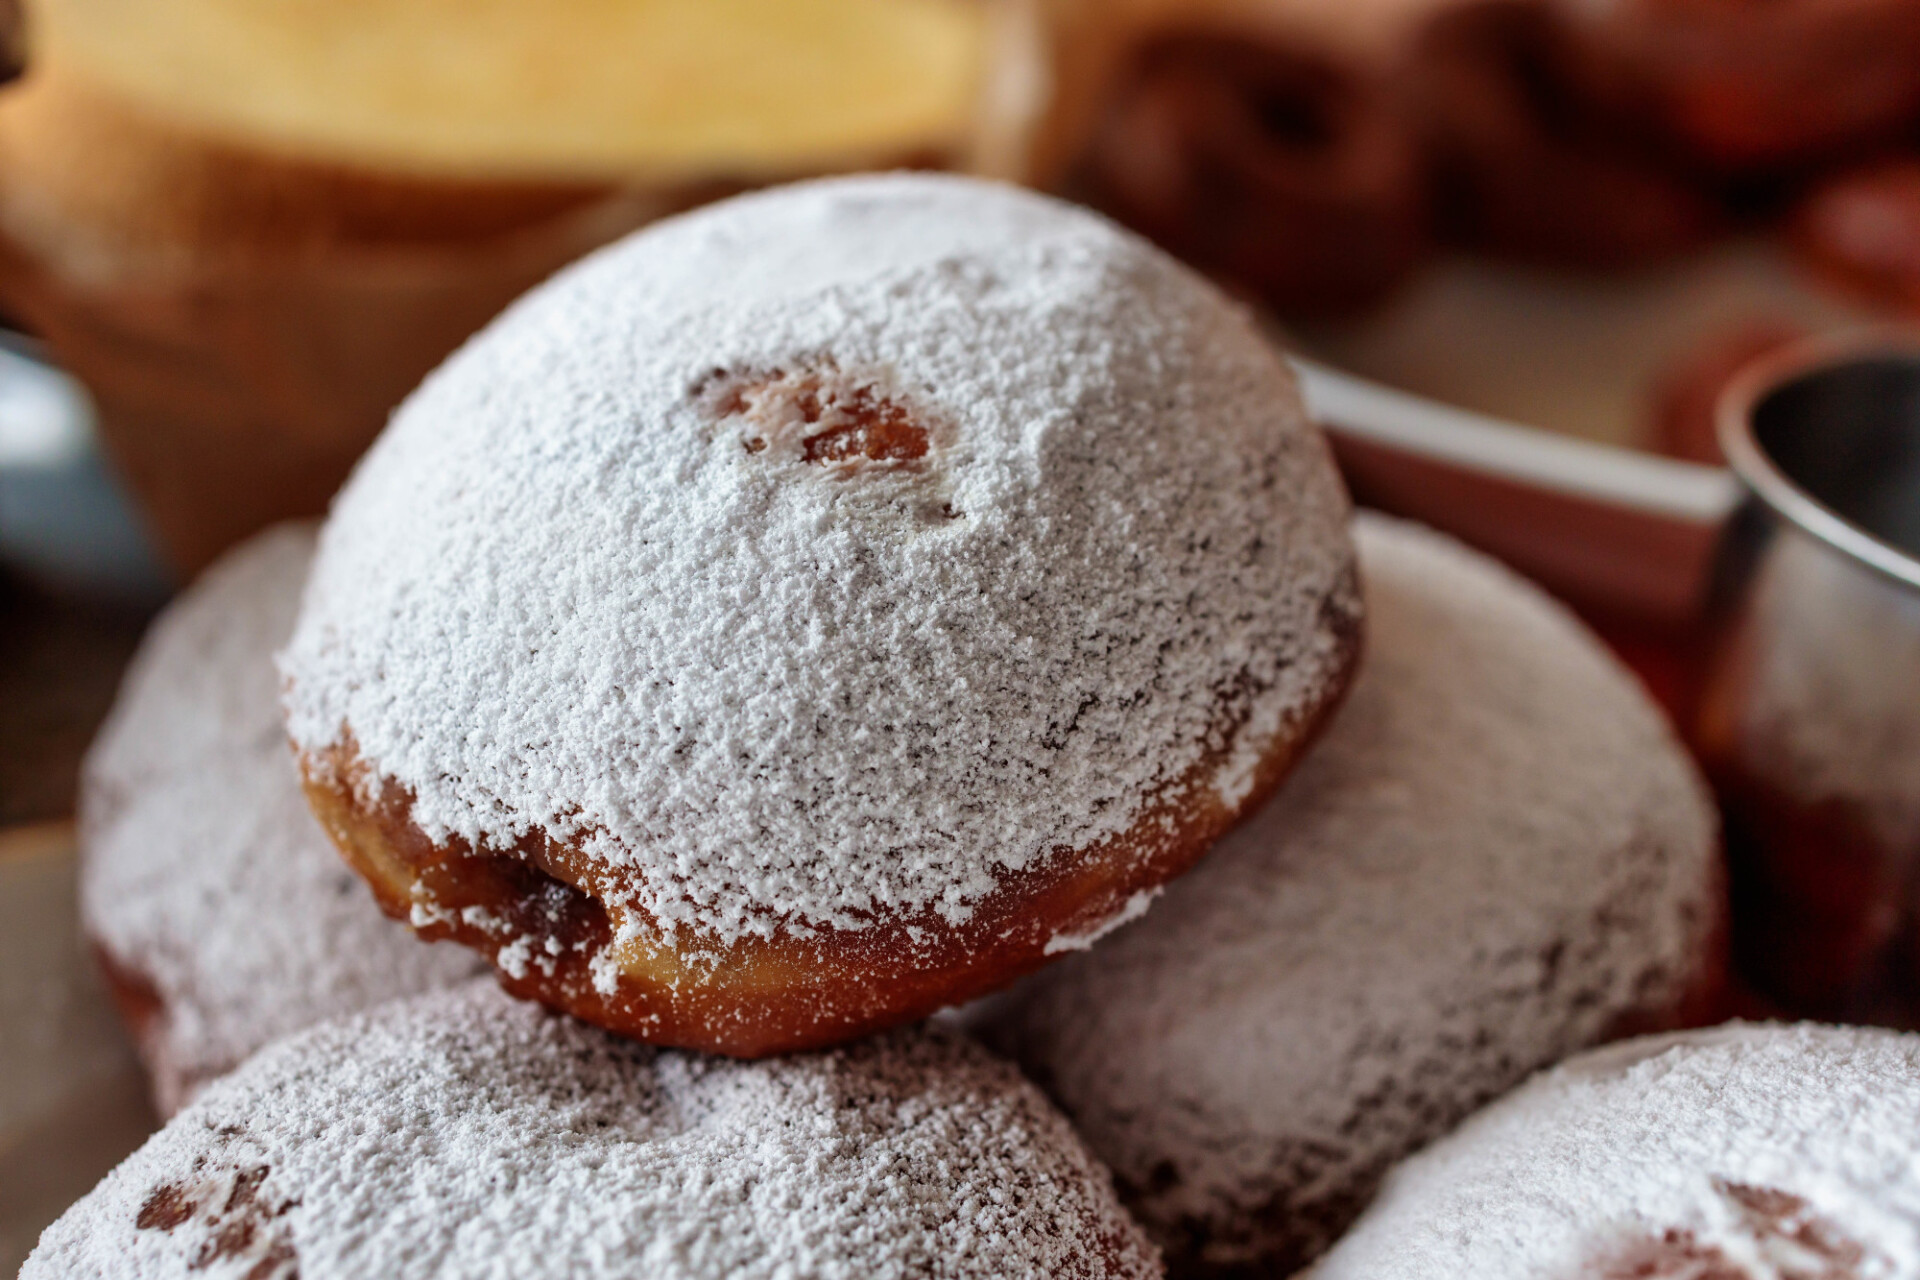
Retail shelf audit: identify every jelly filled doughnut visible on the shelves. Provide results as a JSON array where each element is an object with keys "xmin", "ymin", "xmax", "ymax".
[
  {"xmin": 1312, "ymin": 1023, "xmax": 1920, "ymax": 1278},
  {"xmin": 80, "ymin": 524, "xmax": 483, "ymax": 1116},
  {"xmin": 976, "ymin": 514, "xmax": 1724, "ymax": 1276},
  {"xmin": 281, "ymin": 174, "xmax": 1362, "ymax": 1058},
  {"xmin": 23, "ymin": 981, "xmax": 1164, "ymax": 1280}
]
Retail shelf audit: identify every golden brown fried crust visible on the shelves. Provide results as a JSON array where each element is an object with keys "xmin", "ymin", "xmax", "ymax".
[{"xmin": 299, "ymin": 608, "xmax": 1362, "ymax": 1058}]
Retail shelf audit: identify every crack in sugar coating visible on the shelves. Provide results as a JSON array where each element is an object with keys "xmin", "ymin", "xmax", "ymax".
[{"xmin": 279, "ymin": 175, "xmax": 1359, "ymax": 950}]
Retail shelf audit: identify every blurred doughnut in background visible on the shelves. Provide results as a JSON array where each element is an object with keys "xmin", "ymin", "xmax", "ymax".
[
  {"xmin": 1015, "ymin": 0, "xmax": 1920, "ymax": 311},
  {"xmin": 1547, "ymin": 0, "xmax": 1920, "ymax": 175},
  {"xmin": 1019, "ymin": 0, "xmax": 1444, "ymax": 311},
  {"xmin": 1061, "ymin": 27, "xmax": 1429, "ymax": 312},
  {"xmin": 1408, "ymin": 0, "xmax": 1722, "ymax": 269}
]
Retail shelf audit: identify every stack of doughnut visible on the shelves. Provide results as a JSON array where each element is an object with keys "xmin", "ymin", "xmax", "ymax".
[
  {"xmin": 54, "ymin": 174, "xmax": 1900, "ymax": 1280},
  {"xmin": 276, "ymin": 172, "xmax": 1362, "ymax": 1057}
]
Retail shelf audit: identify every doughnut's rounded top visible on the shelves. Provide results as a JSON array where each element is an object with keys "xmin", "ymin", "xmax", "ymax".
[
  {"xmin": 981, "ymin": 514, "xmax": 1720, "ymax": 1272},
  {"xmin": 282, "ymin": 173, "xmax": 1357, "ymax": 947},
  {"xmin": 81, "ymin": 524, "xmax": 481, "ymax": 1115},
  {"xmin": 23, "ymin": 982, "xmax": 1164, "ymax": 1280},
  {"xmin": 1314, "ymin": 1023, "xmax": 1920, "ymax": 1279}
]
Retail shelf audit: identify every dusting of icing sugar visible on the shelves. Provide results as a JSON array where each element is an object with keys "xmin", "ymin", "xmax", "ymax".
[
  {"xmin": 495, "ymin": 936, "xmax": 533, "ymax": 980},
  {"xmin": 1045, "ymin": 888, "xmax": 1163, "ymax": 955},
  {"xmin": 1311, "ymin": 1023, "xmax": 1920, "ymax": 1280},
  {"xmin": 279, "ymin": 173, "xmax": 1356, "ymax": 947},
  {"xmin": 979, "ymin": 514, "xmax": 1720, "ymax": 1274},
  {"xmin": 589, "ymin": 939, "xmax": 626, "ymax": 996},
  {"xmin": 78, "ymin": 525, "xmax": 484, "ymax": 1116},
  {"xmin": 23, "ymin": 981, "xmax": 1164, "ymax": 1280}
]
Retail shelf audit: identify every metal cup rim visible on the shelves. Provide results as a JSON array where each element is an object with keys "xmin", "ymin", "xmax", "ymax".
[{"xmin": 1715, "ymin": 327, "xmax": 1920, "ymax": 596}]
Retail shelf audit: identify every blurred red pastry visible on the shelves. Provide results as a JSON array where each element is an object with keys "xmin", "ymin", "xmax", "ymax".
[
  {"xmin": 1410, "ymin": 0, "xmax": 1722, "ymax": 268},
  {"xmin": 1791, "ymin": 157, "xmax": 1920, "ymax": 313},
  {"xmin": 1547, "ymin": 0, "xmax": 1920, "ymax": 174},
  {"xmin": 1070, "ymin": 30, "xmax": 1430, "ymax": 313},
  {"xmin": 1011, "ymin": 0, "xmax": 1456, "ymax": 313}
]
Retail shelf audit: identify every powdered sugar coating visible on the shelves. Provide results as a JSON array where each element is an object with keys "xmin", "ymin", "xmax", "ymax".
[
  {"xmin": 80, "ymin": 524, "xmax": 483, "ymax": 1115},
  {"xmin": 978, "ymin": 514, "xmax": 1721, "ymax": 1274},
  {"xmin": 1311, "ymin": 1023, "xmax": 1920, "ymax": 1279},
  {"xmin": 24, "ymin": 981, "xmax": 1163, "ymax": 1280},
  {"xmin": 280, "ymin": 173, "xmax": 1356, "ymax": 946}
]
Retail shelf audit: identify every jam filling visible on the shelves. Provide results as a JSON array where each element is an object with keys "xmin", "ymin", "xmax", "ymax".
[
  {"xmin": 698, "ymin": 363, "xmax": 931, "ymax": 468},
  {"xmin": 1598, "ymin": 1181, "xmax": 1869, "ymax": 1279}
]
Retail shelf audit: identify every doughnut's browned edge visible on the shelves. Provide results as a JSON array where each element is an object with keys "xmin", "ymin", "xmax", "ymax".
[
  {"xmin": 90, "ymin": 943, "xmax": 164, "ymax": 1064},
  {"xmin": 88, "ymin": 942, "xmax": 192, "ymax": 1116},
  {"xmin": 297, "ymin": 567, "xmax": 1363, "ymax": 1059}
]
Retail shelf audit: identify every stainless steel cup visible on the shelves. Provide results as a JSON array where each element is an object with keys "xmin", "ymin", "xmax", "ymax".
[{"xmin": 1699, "ymin": 334, "xmax": 1920, "ymax": 1014}]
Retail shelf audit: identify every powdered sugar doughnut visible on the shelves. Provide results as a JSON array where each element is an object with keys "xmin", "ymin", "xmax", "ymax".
[
  {"xmin": 1312, "ymin": 1023, "xmax": 1920, "ymax": 1278},
  {"xmin": 281, "ymin": 173, "xmax": 1361, "ymax": 1057},
  {"xmin": 976, "ymin": 514, "xmax": 1723, "ymax": 1275},
  {"xmin": 80, "ymin": 524, "xmax": 482, "ymax": 1116},
  {"xmin": 23, "ymin": 981, "xmax": 1164, "ymax": 1280}
]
